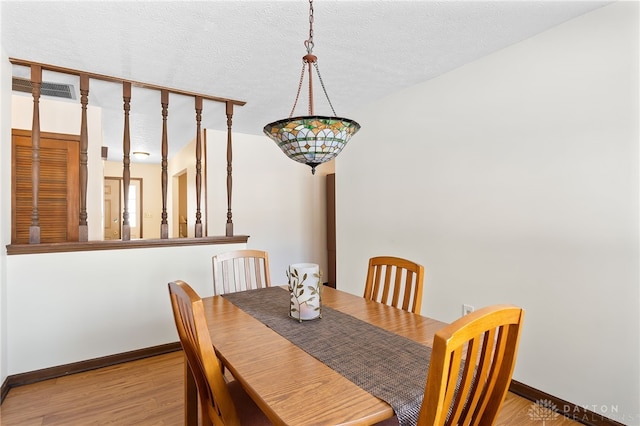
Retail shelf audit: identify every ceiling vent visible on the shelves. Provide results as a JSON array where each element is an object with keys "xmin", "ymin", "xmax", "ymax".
[{"xmin": 12, "ymin": 77, "xmax": 76, "ymax": 100}]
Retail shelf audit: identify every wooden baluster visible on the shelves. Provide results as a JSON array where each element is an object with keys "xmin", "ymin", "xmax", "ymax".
[
  {"xmin": 122, "ymin": 82, "xmax": 132, "ymax": 241},
  {"xmin": 78, "ymin": 74, "xmax": 89, "ymax": 241},
  {"xmin": 225, "ymin": 101, "xmax": 234, "ymax": 237},
  {"xmin": 29, "ymin": 65, "xmax": 42, "ymax": 244},
  {"xmin": 160, "ymin": 90, "xmax": 169, "ymax": 239},
  {"xmin": 194, "ymin": 96, "xmax": 203, "ymax": 238}
]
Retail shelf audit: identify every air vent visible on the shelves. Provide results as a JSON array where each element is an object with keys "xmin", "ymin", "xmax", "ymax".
[{"xmin": 12, "ymin": 77, "xmax": 76, "ymax": 100}]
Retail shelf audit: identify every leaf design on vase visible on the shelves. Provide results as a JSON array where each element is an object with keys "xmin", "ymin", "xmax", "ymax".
[{"xmin": 288, "ymin": 266, "xmax": 324, "ymax": 321}]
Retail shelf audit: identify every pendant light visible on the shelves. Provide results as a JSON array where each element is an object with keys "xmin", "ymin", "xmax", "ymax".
[{"xmin": 263, "ymin": 0, "xmax": 360, "ymax": 175}]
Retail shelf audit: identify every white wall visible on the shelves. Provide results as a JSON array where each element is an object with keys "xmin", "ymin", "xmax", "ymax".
[
  {"xmin": 1, "ymin": 142, "xmax": 330, "ymax": 375},
  {"xmin": 6, "ymin": 243, "xmax": 244, "ymax": 373},
  {"xmin": 0, "ymin": 67, "xmax": 331, "ymax": 378},
  {"xmin": 337, "ymin": 2, "xmax": 638, "ymax": 423}
]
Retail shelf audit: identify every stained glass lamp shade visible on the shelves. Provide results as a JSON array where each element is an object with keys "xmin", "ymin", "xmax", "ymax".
[{"xmin": 263, "ymin": 116, "xmax": 360, "ymax": 174}]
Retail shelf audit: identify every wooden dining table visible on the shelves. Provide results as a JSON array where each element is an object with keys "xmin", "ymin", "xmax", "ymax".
[{"xmin": 185, "ymin": 286, "xmax": 446, "ymax": 426}]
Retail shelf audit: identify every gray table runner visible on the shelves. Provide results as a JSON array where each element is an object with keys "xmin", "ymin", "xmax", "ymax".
[{"xmin": 222, "ymin": 286, "xmax": 431, "ymax": 426}]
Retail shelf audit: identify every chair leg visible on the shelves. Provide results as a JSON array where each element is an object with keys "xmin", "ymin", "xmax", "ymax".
[
  {"xmin": 200, "ymin": 402, "xmax": 213, "ymax": 426},
  {"xmin": 185, "ymin": 361, "xmax": 199, "ymax": 425}
]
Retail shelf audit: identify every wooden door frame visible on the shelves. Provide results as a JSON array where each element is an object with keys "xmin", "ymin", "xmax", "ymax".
[{"xmin": 104, "ymin": 176, "xmax": 144, "ymax": 239}]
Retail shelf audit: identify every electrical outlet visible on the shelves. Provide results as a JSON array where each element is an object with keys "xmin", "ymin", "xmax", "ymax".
[{"xmin": 462, "ymin": 304, "xmax": 475, "ymax": 316}]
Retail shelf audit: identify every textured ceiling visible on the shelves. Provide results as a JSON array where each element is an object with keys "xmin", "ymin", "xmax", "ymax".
[{"xmin": 1, "ymin": 1, "xmax": 611, "ymax": 162}]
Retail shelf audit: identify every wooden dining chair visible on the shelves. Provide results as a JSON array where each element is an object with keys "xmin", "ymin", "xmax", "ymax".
[
  {"xmin": 363, "ymin": 256, "xmax": 425, "ymax": 314},
  {"xmin": 418, "ymin": 304, "xmax": 525, "ymax": 426},
  {"xmin": 375, "ymin": 305, "xmax": 524, "ymax": 426},
  {"xmin": 168, "ymin": 280, "xmax": 272, "ymax": 426},
  {"xmin": 212, "ymin": 249, "xmax": 271, "ymax": 295}
]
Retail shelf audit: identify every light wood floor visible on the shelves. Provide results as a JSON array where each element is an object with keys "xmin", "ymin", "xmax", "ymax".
[{"xmin": 0, "ymin": 351, "xmax": 580, "ymax": 426}]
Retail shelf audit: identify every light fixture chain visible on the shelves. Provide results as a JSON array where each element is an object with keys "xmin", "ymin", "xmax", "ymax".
[
  {"xmin": 313, "ymin": 63, "xmax": 337, "ymax": 116},
  {"xmin": 289, "ymin": 62, "xmax": 307, "ymax": 118},
  {"xmin": 308, "ymin": 0, "xmax": 314, "ymax": 45}
]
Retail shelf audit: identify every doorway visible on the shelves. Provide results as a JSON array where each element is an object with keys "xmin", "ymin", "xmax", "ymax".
[
  {"xmin": 103, "ymin": 177, "xmax": 143, "ymax": 239},
  {"xmin": 177, "ymin": 172, "xmax": 188, "ymax": 237}
]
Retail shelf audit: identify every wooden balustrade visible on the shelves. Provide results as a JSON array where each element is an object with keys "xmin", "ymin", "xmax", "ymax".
[
  {"xmin": 122, "ymin": 82, "xmax": 132, "ymax": 241},
  {"xmin": 160, "ymin": 89, "xmax": 169, "ymax": 240},
  {"xmin": 225, "ymin": 101, "xmax": 234, "ymax": 237},
  {"xmin": 195, "ymin": 96, "xmax": 203, "ymax": 238},
  {"xmin": 79, "ymin": 74, "xmax": 89, "ymax": 242},
  {"xmin": 29, "ymin": 65, "xmax": 42, "ymax": 244},
  {"xmin": 9, "ymin": 58, "xmax": 246, "ymax": 244}
]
